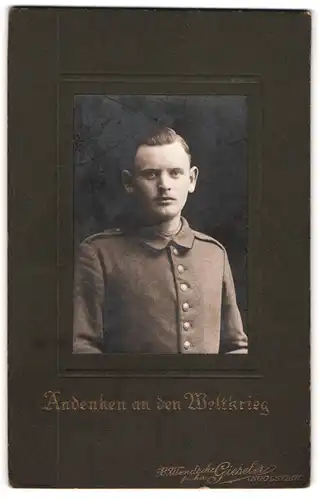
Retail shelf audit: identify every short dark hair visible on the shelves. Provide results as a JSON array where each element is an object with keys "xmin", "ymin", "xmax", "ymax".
[{"xmin": 136, "ymin": 127, "xmax": 191, "ymax": 158}]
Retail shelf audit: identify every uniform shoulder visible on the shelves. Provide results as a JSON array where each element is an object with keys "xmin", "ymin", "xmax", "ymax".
[
  {"xmin": 193, "ymin": 230, "xmax": 226, "ymax": 251},
  {"xmin": 81, "ymin": 228, "xmax": 124, "ymax": 245}
]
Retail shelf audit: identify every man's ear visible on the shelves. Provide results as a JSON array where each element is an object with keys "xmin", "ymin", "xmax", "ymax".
[
  {"xmin": 122, "ymin": 169, "xmax": 134, "ymax": 193},
  {"xmin": 188, "ymin": 166, "xmax": 199, "ymax": 193}
]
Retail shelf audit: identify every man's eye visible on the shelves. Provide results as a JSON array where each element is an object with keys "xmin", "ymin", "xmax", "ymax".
[
  {"xmin": 171, "ymin": 169, "xmax": 182, "ymax": 178},
  {"xmin": 142, "ymin": 171, "xmax": 157, "ymax": 179}
]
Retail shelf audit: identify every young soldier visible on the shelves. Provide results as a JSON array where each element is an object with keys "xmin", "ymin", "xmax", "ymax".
[{"xmin": 73, "ymin": 128, "xmax": 248, "ymax": 354}]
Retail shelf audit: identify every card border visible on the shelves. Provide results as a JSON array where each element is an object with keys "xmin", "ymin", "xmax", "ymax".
[{"xmin": 57, "ymin": 77, "xmax": 263, "ymax": 377}]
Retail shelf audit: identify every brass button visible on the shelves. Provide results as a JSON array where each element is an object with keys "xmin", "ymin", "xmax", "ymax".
[
  {"xmin": 173, "ymin": 248, "xmax": 179, "ymax": 256},
  {"xmin": 180, "ymin": 283, "xmax": 188, "ymax": 292},
  {"xmin": 177, "ymin": 264, "xmax": 184, "ymax": 273},
  {"xmin": 184, "ymin": 340, "xmax": 191, "ymax": 350},
  {"xmin": 183, "ymin": 322, "xmax": 190, "ymax": 331},
  {"xmin": 182, "ymin": 302, "xmax": 189, "ymax": 311}
]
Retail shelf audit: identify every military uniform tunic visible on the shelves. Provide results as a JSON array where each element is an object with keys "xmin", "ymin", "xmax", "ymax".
[{"xmin": 73, "ymin": 218, "xmax": 248, "ymax": 354}]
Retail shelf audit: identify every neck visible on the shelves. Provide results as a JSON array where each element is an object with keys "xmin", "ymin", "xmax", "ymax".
[{"xmin": 155, "ymin": 215, "xmax": 182, "ymax": 236}]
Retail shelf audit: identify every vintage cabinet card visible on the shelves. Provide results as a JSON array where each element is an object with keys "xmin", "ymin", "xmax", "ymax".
[{"xmin": 8, "ymin": 7, "xmax": 310, "ymax": 487}]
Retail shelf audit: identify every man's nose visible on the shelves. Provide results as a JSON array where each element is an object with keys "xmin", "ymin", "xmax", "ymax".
[{"xmin": 158, "ymin": 173, "xmax": 171, "ymax": 190}]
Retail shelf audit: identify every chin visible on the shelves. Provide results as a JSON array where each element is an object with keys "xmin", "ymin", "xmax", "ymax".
[{"xmin": 153, "ymin": 208, "xmax": 181, "ymax": 221}]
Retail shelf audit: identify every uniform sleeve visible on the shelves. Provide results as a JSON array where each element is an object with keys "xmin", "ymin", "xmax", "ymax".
[
  {"xmin": 219, "ymin": 251, "xmax": 248, "ymax": 354},
  {"xmin": 73, "ymin": 242, "xmax": 105, "ymax": 354}
]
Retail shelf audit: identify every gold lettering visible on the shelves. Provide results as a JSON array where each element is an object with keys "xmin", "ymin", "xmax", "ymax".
[
  {"xmin": 88, "ymin": 400, "xmax": 98, "ymax": 411},
  {"xmin": 228, "ymin": 397, "xmax": 237, "ymax": 411},
  {"xmin": 40, "ymin": 391, "xmax": 270, "ymax": 415},
  {"xmin": 42, "ymin": 391, "xmax": 61, "ymax": 411},
  {"xmin": 99, "ymin": 396, "xmax": 109, "ymax": 410},
  {"xmin": 184, "ymin": 392, "xmax": 207, "ymax": 410},
  {"xmin": 260, "ymin": 401, "xmax": 270, "ymax": 416},
  {"xmin": 132, "ymin": 400, "xmax": 151, "ymax": 411},
  {"xmin": 156, "ymin": 397, "xmax": 181, "ymax": 411},
  {"xmin": 215, "ymin": 395, "xmax": 222, "ymax": 410},
  {"xmin": 79, "ymin": 401, "xmax": 87, "ymax": 410},
  {"xmin": 61, "ymin": 401, "xmax": 70, "ymax": 410},
  {"xmin": 220, "ymin": 397, "xmax": 227, "ymax": 410},
  {"xmin": 117, "ymin": 400, "xmax": 127, "ymax": 411},
  {"xmin": 71, "ymin": 396, "xmax": 80, "ymax": 410},
  {"xmin": 253, "ymin": 401, "xmax": 261, "ymax": 411}
]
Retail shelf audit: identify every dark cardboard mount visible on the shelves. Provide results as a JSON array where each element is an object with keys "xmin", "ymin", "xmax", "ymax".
[{"xmin": 8, "ymin": 8, "xmax": 310, "ymax": 488}]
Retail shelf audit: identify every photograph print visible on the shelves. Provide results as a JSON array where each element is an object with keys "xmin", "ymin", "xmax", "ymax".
[{"xmin": 72, "ymin": 95, "xmax": 248, "ymax": 355}]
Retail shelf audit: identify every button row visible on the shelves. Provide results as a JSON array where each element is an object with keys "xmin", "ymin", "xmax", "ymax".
[{"xmin": 172, "ymin": 246, "xmax": 191, "ymax": 351}]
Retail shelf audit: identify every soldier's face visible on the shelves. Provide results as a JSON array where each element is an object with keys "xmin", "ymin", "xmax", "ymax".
[{"xmin": 127, "ymin": 142, "xmax": 198, "ymax": 223}]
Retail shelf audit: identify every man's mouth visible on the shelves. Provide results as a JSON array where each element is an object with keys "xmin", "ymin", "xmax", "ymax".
[{"xmin": 154, "ymin": 197, "xmax": 175, "ymax": 205}]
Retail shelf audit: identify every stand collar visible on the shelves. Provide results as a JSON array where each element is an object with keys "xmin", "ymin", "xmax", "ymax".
[{"xmin": 138, "ymin": 217, "xmax": 195, "ymax": 251}]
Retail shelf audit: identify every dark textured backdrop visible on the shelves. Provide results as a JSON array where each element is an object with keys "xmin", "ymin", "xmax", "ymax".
[{"xmin": 73, "ymin": 94, "xmax": 247, "ymax": 327}]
